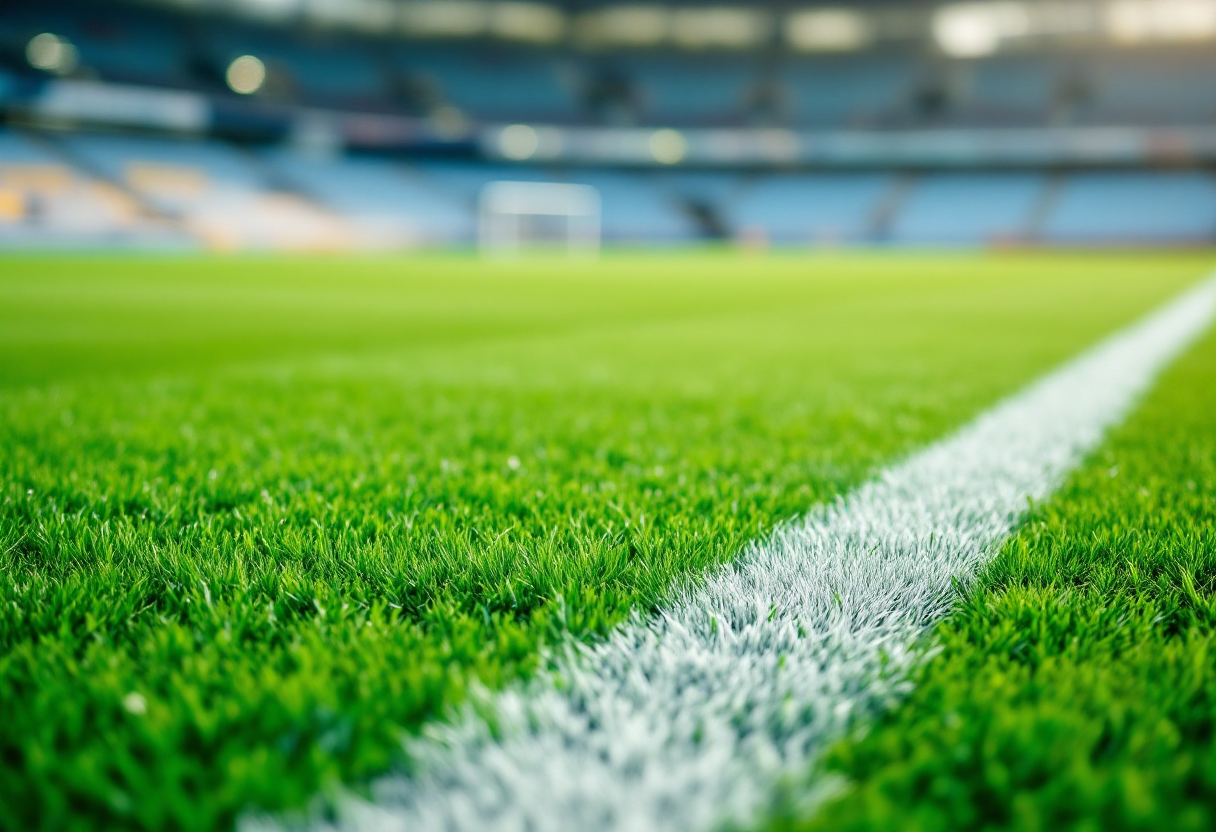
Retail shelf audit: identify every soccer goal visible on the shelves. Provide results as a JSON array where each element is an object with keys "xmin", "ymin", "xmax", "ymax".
[{"xmin": 478, "ymin": 181, "xmax": 601, "ymax": 256}]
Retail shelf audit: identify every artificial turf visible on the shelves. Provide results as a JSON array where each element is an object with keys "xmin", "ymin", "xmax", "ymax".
[
  {"xmin": 0, "ymin": 252, "xmax": 1209, "ymax": 831},
  {"xmin": 780, "ymin": 287, "xmax": 1216, "ymax": 832}
]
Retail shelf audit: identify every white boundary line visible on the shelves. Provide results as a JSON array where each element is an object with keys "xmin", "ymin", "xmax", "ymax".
[{"xmin": 253, "ymin": 272, "xmax": 1216, "ymax": 832}]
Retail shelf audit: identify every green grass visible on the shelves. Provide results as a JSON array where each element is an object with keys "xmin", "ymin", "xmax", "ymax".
[
  {"xmin": 780, "ymin": 286, "xmax": 1216, "ymax": 832},
  {"xmin": 0, "ymin": 252, "xmax": 1209, "ymax": 831}
]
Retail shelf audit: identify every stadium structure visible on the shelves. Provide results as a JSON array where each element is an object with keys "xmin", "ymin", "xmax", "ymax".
[{"xmin": 1, "ymin": 0, "xmax": 1215, "ymax": 250}]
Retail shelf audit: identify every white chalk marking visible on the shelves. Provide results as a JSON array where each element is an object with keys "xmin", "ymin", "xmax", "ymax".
[{"xmin": 255, "ymin": 272, "xmax": 1216, "ymax": 832}]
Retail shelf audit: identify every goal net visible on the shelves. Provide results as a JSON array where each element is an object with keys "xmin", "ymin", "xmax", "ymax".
[{"xmin": 478, "ymin": 181, "xmax": 601, "ymax": 255}]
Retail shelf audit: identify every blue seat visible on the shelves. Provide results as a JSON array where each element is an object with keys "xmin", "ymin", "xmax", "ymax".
[
  {"xmin": 60, "ymin": 134, "xmax": 267, "ymax": 190},
  {"xmin": 397, "ymin": 47, "xmax": 579, "ymax": 122},
  {"xmin": 891, "ymin": 174, "xmax": 1045, "ymax": 245},
  {"xmin": 413, "ymin": 161, "xmax": 560, "ymax": 204},
  {"xmin": 1045, "ymin": 172, "xmax": 1216, "ymax": 243},
  {"xmin": 564, "ymin": 171, "xmax": 698, "ymax": 242},
  {"xmin": 264, "ymin": 151, "xmax": 470, "ymax": 242},
  {"xmin": 784, "ymin": 58, "xmax": 912, "ymax": 127},
  {"xmin": 958, "ymin": 58, "xmax": 1055, "ymax": 124},
  {"xmin": 731, "ymin": 174, "xmax": 892, "ymax": 243},
  {"xmin": 1083, "ymin": 56, "xmax": 1216, "ymax": 125},
  {"xmin": 628, "ymin": 57, "xmax": 756, "ymax": 125},
  {"xmin": 0, "ymin": 130, "xmax": 61, "ymax": 164},
  {"xmin": 413, "ymin": 163, "xmax": 696, "ymax": 243}
]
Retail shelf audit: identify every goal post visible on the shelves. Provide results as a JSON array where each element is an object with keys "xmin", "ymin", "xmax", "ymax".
[{"xmin": 478, "ymin": 181, "xmax": 601, "ymax": 256}]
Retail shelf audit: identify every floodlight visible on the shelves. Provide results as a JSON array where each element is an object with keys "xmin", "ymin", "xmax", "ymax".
[
  {"xmin": 489, "ymin": 2, "xmax": 566, "ymax": 42},
  {"xmin": 226, "ymin": 55, "xmax": 267, "ymax": 94},
  {"xmin": 669, "ymin": 7, "xmax": 772, "ymax": 48},
  {"xmin": 500, "ymin": 124, "xmax": 540, "ymax": 160},
  {"xmin": 650, "ymin": 129, "xmax": 687, "ymax": 165},
  {"xmin": 1106, "ymin": 0, "xmax": 1216, "ymax": 42},
  {"xmin": 785, "ymin": 9, "xmax": 870, "ymax": 51},
  {"xmin": 400, "ymin": 1, "xmax": 489, "ymax": 37},
  {"xmin": 26, "ymin": 33, "xmax": 78, "ymax": 75},
  {"xmin": 574, "ymin": 6, "xmax": 669, "ymax": 46}
]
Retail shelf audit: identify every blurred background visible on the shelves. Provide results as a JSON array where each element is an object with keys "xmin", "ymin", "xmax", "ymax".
[{"xmin": 1, "ymin": 0, "xmax": 1214, "ymax": 251}]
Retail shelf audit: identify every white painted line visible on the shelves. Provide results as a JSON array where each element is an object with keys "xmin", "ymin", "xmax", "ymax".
[{"xmin": 253, "ymin": 272, "xmax": 1216, "ymax": 832}]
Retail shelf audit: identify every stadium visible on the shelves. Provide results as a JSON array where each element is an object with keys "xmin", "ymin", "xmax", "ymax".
[{"xmin": 2, "ymin": 0, "xmax": 1216, "ymax": 829}]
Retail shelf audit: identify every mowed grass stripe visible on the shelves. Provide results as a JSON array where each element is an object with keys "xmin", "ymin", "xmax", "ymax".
[
  {"xmin": 778, "ymin": 323, "xmax": 1216, "ymax": 831},
  {"xmin": 259, "ymin": 273, "xmax": 1216, "ymax": 832},
  {"xmin": 0, "ymin": 254, "xmax": 1208, "ymax": 832}
]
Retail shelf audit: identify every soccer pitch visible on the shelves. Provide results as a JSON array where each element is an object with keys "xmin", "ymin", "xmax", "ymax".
[{"xmin": 2, "ymin": 252, "xmax": 1215, "ymax": 831}]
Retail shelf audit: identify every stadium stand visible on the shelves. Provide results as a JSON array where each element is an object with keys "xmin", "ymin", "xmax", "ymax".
[
  {"xmin": 262, "ymin": 150, "xmax": 469, "ymax": 245},
  {"xmin": 57, "ymin": 133, "xmax": 353, "ymax": 250},
  {"xmin": 889, "ymin": 173, "xmax": 1046, "ymax": 246},
  {"xmin": 663, "ymin": 171, "xmax": 747, "ymax": 208},
  {"xmin": 5, "ymin": 124, "xmax": 1215, "ymax": 250},
  {"xmin": 628, "ymin": 56, "xmax": 758, "ymax": 126},
  {"xmin": 0, "ymin": 5, "xmax": 188, "ymax": 87},
  {"xmin": 396, "ymin": 47, "xmax": 581, "ymax": 123},
  {"xmin": 408, "ymin": 162, "xmax": 698, "ymax": 243},
  {"xmin": 1084, "ymin": 56, "xmax": 1216, "ymax": 126},
  {"xmin": 201, "ymin": 30, "xmax": 389, "ymax": 109},
  {"xmin": 663, "ymin": 172, "xmax": 746, "ymax": 239},
  {"xmin": 954, "ymin": 57, "xmax": 1056, "ymax": 126},
  {"xmin": 564, "ymin": 169, "xmax": 699, "ymax": 242},
  {"xmin": 730, "ymin": 174, "xmax": 894, "ymax": 244},
  {"xmin": 2, "ymin": 0, "xmax": 1215, "ymax": 249},
  {"xmin": 783, "ymin": 57, "xmax": 914, "ymax": 128},
  {"xmin": 0, "ymin": 129, "xmax": 184, "ymax": 248},
  {"xmin": 413, "ymin": 161, "xmax": 556, "ymax": 205},
  {"xmin": 1043, "ymin": 172, "xmax": 1216, "ymax": 245}
]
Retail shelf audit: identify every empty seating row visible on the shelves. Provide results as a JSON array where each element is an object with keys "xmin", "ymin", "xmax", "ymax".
[
  {"xmin": 1045, "ymin": 172, "xmax": 1216, "ymax": 243},
  {"xmin": 1, "ymin": 132, "xmax": 354, "ymax": 250},
  {"xmin": 0, "ymin": 130, "xmax": 187, "ymax": 248},
  {"xmin": 3, "ymin": 129, "xmax": 1214, "ymax": 248}
]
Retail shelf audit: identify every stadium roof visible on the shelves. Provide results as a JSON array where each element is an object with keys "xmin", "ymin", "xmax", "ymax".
[{"xmin": 85, "ymin": 0, "xmax": 1216, "ymax": 55}]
